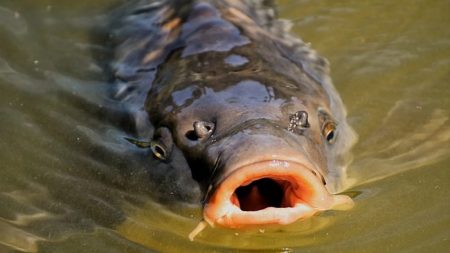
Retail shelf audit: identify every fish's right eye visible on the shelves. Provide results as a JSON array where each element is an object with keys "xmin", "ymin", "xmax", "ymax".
[{"xmin": 322, "ymin": 121, "xmax": 337, "ymax": 144}]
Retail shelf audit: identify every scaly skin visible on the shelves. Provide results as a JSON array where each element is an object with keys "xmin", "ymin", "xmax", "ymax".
[{"xmin": 110, "ymin": 0, "xmax": 357, "ymax": 230}]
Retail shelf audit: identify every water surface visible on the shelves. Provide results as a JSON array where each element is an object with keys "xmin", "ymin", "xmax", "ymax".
[{"xmin": 0, "ymin": 0, "xmax": 449, "ymax": 252}]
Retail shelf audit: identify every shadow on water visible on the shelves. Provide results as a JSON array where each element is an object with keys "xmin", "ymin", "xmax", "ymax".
[
  {"xmin": 0, "ymin": 1, "xmax": 201, "ymax": 252},
  {"xmin": 0, "ymin": 0, "xmax": 449, "ymax": 252}
]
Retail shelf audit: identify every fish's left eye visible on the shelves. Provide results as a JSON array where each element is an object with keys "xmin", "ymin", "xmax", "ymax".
[
  {"xmin": 322, "ymin": 121, "xmax": 337, "ymax": 144},
  {"xmin": 124, "ymin": 135, "xmax": 171, "ymax": 161},
  {"xmin": 151, "ymin": 142, "xmax": 168, "ymax": 160}
]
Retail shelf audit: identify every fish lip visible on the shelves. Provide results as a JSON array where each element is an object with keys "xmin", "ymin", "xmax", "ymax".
[{"xmin": 203, "ymin": 159, "xmax": 353, "ymax": 228}]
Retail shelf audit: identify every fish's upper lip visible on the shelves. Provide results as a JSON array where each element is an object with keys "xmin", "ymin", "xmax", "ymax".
[{"xmin": 203, "ymin": 159, "xmax": 353, "ymax": 228}]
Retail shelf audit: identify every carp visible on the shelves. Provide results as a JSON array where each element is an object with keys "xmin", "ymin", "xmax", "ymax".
[{"xmin": 109, "ymin": 0, "xmax": 356, "ymax": 236}]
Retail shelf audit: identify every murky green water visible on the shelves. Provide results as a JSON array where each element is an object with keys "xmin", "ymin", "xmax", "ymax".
[{"xmin": 0, "ymin": 0, "xmax": 449, "ymax": 252}]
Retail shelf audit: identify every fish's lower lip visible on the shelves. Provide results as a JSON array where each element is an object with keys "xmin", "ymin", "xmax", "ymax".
[{"xmin": 203, "ymin": 160, "xmax": 353, "ymax": 228}]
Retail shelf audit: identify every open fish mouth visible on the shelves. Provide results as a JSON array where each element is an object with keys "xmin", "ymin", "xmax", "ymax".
[{"xmin": 203, "ymin": 160, "xmax": 353, "ymax": 228}]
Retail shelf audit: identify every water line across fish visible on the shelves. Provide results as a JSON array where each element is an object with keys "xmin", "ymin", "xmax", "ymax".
[{"xmin": 109, "ymin": 0, "xmax": 357, "ymax": 238}]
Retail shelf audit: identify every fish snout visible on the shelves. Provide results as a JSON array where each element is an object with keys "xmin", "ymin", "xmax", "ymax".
[{"xmin": 202, "ymin": 132, "xmax": 353, "ymax": 228}]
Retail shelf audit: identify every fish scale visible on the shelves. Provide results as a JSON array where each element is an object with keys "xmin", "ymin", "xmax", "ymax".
[{"xmin": 111, "ymin": 0, "xmax": 356, "ymax": 236}]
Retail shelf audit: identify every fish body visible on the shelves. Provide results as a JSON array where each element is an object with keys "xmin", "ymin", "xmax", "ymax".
[{"xmin": 110, "ymin": 0, "xmax": 356, "ymax": 229}]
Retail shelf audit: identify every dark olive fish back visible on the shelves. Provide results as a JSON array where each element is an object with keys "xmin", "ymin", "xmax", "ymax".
[{"xmin": 110, "ymin": 0, "xmax": 329, "ymax": 107}]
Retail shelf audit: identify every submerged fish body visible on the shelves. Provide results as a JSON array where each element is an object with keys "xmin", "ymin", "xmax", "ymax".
[{"xmin": 110, "ymin": 0, "xmax": 356, "ymax": 229}]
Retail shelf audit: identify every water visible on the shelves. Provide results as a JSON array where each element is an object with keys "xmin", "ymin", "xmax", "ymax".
[{"xmin": 0, "ymin": 0, "xmax": 449, "ymax": 252}]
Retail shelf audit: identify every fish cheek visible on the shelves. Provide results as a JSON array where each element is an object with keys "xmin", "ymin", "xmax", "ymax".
[
  {"xmin": 154, "ymin": 126, "xmax": 209, "ymax": 192},
  {"xmin": 167, "ymin": 113, "xmax": 220, "ymax": 189},
  {"xmin": 175, "ymin": 133, "xmax": 218, "ymax": 191}
]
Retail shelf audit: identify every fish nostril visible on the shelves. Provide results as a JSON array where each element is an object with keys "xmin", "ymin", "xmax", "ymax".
[
  {"xmin": 185, "ymin": 130, "xmax": 199, "ymax": 141},
  {"xmin": 185, "ymin": 121, "xmax": 215, "ymax": 141},
  {"xmin": 194, "ymin": 121, "xmax": 214, "ymax": 138},
  {"xmin": 288, "ymin": 111, "xmax": 310, "ymax": 133}
]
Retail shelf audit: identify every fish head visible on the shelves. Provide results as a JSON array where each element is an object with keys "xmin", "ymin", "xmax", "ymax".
[{"xmin": 146, "ymin": 76, "xmax": 354, "ymax": 228}]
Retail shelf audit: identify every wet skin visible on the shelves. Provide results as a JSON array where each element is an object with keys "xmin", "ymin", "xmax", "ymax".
[{"xmin": 111, "ymin": 0, "xmax": 356, "ymax": 229}]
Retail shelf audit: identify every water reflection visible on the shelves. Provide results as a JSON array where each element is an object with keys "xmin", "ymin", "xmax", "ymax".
[
  {"xmin": 224, "ymin": 54, "xmax": 249, "ymax": 67},
  {"xmin": 0, "ymin": 0, "xmax": 448, "ymax": 252}
]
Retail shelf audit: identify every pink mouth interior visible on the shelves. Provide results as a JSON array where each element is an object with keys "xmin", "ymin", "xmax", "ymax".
[
  {"xmin": 232, "ymin": 178, "xmax": 300, "ymax": 211},
  {"xmin": 203, "ymin": 160, "xmax": 353, "ymax": 228}
]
